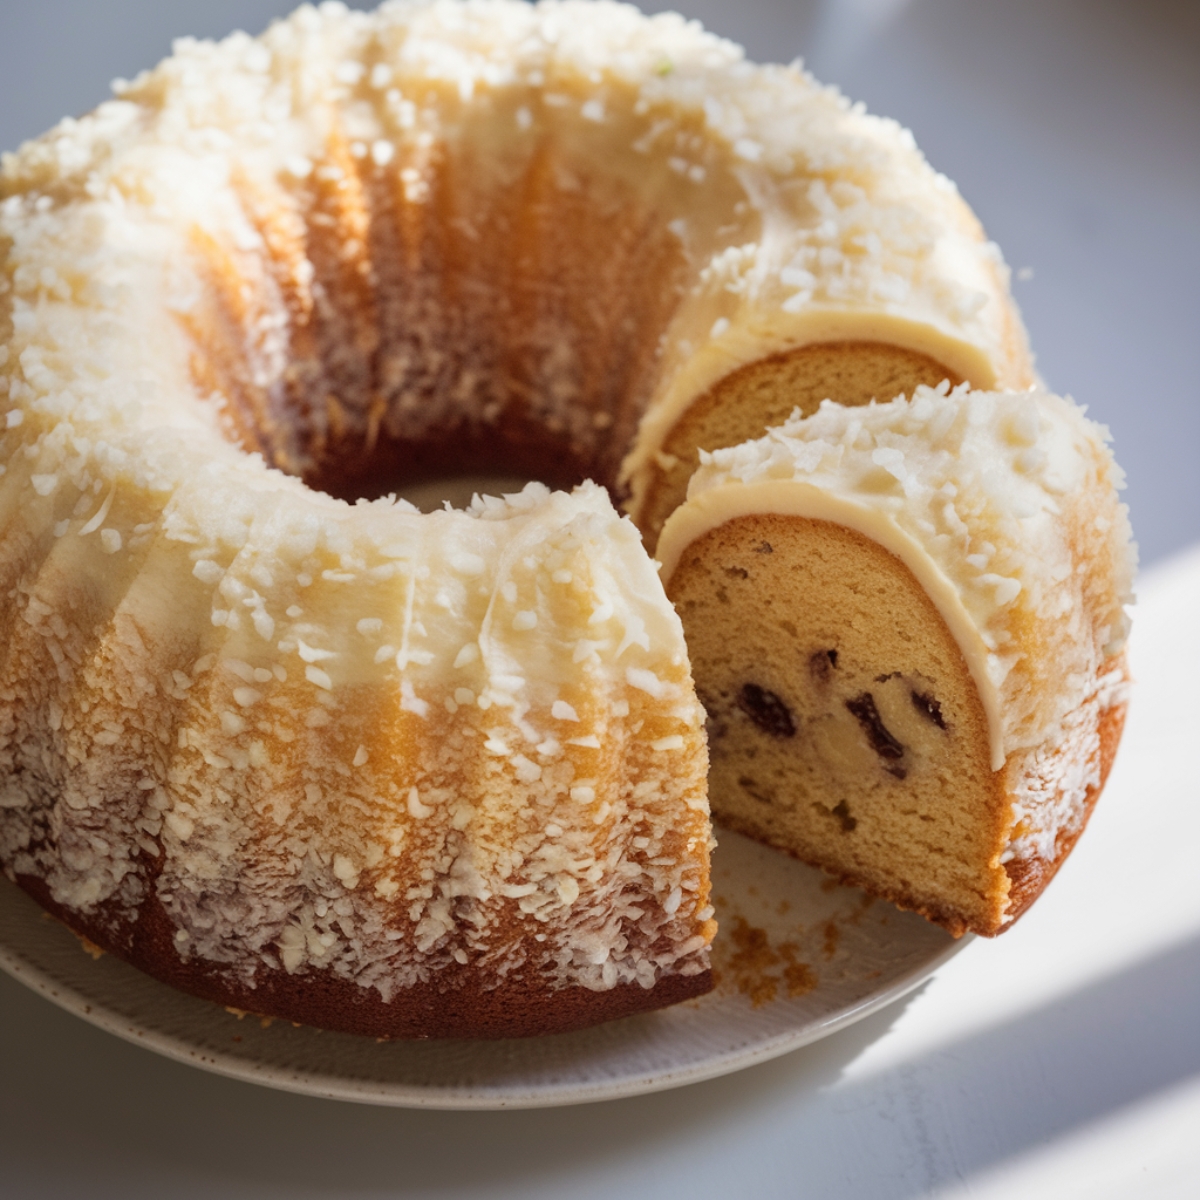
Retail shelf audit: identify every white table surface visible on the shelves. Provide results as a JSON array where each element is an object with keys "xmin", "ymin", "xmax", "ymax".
[{"xmin": 2, "ymin": 2, "xmax": 1198, "ymax": 1196}]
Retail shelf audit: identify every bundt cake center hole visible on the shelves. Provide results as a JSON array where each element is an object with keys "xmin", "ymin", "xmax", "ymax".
[
  {"xmin": 183, "ymin": 128, "xmax": 725, "ymax": 508},
  {"xmin": 387, "ymin": 472, "xmax": 540, "ymax": 513},
  {"xmin": 296, "ymin": 423, "xmax": 603, "ymax": 507}
]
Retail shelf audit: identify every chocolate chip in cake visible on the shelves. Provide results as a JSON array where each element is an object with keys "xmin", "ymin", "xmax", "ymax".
[
  {"xmin": 738, "ymin": 683, "xmax": 796, "ymax": 738},
  {"xmin": 754, "ymin": 541, "xmax": 773, "ymax": 554},
  {"xmin": 809, "ymin": 649, "xmax": 839, "ymax": 684},
  {"xmin": 846, "ymin": 692, "xmax": 906, "ymax": 777},
  {"xmin": 911, "ymin": 689, "xmax": 948, "ymax": 730},
  {"xmin": 738, "ymin": 775, "xmax": 774, "ymax": 805},
  {"xmin": 724, "ymin": 565, "xmax": 749, "ymax": 580}
]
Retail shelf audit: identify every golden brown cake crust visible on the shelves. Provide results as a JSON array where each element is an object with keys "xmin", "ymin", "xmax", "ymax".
[{"xmin": 1001, "ymin": 670, "xmax": 1128, "ymax": 929}]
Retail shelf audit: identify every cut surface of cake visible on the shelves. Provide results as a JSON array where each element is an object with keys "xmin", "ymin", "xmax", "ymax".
[{"xmin": 658, "ymin": 386, "xmax": 1135, "ymax": 936}]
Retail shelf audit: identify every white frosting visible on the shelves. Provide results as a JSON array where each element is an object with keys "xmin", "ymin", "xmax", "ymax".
[{"xmin": 657, "ymin": 385, "xmax": 1137, "ymax": 769}]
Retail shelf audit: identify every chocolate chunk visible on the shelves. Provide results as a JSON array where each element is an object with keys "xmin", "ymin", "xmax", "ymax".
[
  {"xmin": 738, "ymin": 683, "xmax": 796, "ymax": 738},
  {"xmin": 814, "ymin": 799, "xmax": 859, "ymax": 831},
  {"xmin": 846, "ymin": 692, "xmax": 906, "ymax": 772},
  {"xmin": 832, "ymin": 800, "xmax": 857, "ymax": 832},
  {"xmin": 911, "ymin": 689, "xmax": 947, "ymax": 730},
  {"xmin": 809, "ymin": 648, "xmax": 839, "ymax": 684},
  {"xmin": 754, "ymin": 541, "xmax": 773, "ymax": 553},
  {"xmin": 738, "ymin": 776, "xmax": 774, "ymax": 805},
  {"xmin": 724, "ymin": 565, "xmax": 749, "ymax": 580}
]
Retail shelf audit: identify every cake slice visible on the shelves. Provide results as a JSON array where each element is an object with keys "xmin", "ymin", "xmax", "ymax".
[{"xmin": 657, "ymin": 385, "xmax": 1135, "ymax": 935}]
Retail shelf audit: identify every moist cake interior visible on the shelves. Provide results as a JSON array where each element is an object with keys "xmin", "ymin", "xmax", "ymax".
[{"xmin": 667, "ymin": 512, "xmax": 1006, "ymax": 935}]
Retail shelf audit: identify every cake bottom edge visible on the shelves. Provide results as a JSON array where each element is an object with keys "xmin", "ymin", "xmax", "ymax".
[{"xmin": 12, "ymin": 875, "xmax": 715, "ymax": 1040}]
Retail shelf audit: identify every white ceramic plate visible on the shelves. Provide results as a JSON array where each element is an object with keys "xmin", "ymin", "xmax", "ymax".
[{"xmin": 0, "ymin": 828, "xmax": 966, "ymax": 1109}]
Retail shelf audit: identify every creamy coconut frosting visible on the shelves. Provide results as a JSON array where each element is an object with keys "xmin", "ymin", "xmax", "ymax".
[{"xmin": 657, "ymin": 385, "xmax": 1137, "ymax": 772}]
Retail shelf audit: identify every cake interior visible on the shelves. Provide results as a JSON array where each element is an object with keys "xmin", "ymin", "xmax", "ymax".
[{"xmin": 667, "ymin": 512, "xmax": 1010, "ymax": 936}]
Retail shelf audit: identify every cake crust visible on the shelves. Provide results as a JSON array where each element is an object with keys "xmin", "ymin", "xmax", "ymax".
[{"xmin": 17, "ymin": 872, "xmax": 711, "ymax": 1038}]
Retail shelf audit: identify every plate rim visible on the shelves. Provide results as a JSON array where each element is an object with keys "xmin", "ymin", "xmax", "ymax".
[{"xmin": 0, "ymin": 874, "xmax": 970, "ymax": 1110}]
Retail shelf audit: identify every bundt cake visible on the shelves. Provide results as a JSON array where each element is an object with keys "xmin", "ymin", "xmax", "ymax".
[
  {"xmin": 658, "ymin": 386, "xmax": 1135, "ymax": 936},
  {"xmin": 0, "ymin": 0, "xmax": 1069, "ymax": 1037}
]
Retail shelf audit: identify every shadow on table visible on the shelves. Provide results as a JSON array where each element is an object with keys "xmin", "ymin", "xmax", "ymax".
[{"xmin": 2, "ymin": 930, "xmax": 1198, "ymax": 1198}]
